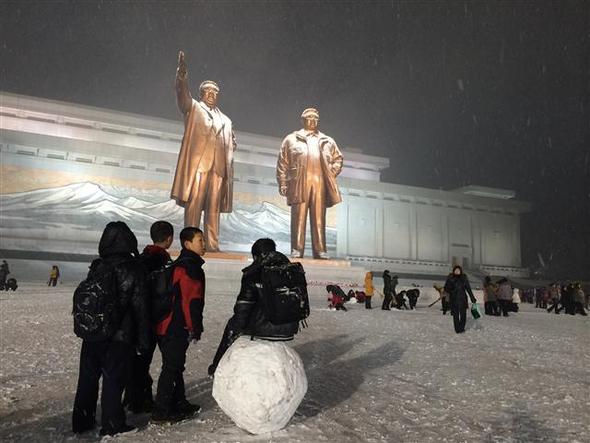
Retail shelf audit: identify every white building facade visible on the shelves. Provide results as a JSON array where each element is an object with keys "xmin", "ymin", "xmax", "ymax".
[{"xmin": 0, "ymin": 92, "xmax": 529, "ymax": 278}]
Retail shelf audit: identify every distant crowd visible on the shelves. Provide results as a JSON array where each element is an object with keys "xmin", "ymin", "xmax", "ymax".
[{"xmin": 521, "ymin": 282, "xmax": 588, "ymax": 316}]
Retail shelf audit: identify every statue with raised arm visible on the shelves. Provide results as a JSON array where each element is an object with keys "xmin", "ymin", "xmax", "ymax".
[
  {"xmin": 170, "ymin": 50, "xmax": 236, "ymax": 252},
  {"xmin": 277, "ymin": 108, "xmax": 343, "ymax": 259}
]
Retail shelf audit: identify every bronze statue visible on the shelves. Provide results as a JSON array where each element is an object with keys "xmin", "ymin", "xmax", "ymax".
[
  {"xmin": 277, "ymin": 108, "xmax": 343, "ymax": 259},
  {"xmin": 170, "ymin": 51, "xmax": 236, "ymax": 252}
]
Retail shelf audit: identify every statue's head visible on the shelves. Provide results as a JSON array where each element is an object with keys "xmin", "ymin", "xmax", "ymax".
[
  {"xmin": 301, "ymin": 108, "xmax": 319, "ymax": 132},
  {"xmin": 199, "ymin": 80, "xmax": 220, "ymax": 108}
]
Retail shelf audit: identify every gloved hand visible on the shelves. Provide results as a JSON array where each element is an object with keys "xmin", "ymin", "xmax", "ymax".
[{"xmin": 207, "ymin": 363, "xmax": 216, "ymax": 377}]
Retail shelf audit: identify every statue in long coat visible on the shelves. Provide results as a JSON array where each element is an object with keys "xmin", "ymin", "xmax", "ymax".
[{"xmin": 171, "ymin": 51, "xmax": 236, "ymax": 252}]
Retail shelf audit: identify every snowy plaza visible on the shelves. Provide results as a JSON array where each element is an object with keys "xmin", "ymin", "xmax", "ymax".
[{"xmin": 1, "ymin": 282, "xmax": 588, "ymax": 443}]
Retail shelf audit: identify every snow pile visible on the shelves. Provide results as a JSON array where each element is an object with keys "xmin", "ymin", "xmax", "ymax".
[{"xmin": 212, "ymin": 337, "xmax": 307, "ymax": 435}]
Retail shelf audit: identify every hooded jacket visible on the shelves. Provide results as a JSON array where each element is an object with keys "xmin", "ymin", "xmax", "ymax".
[
  {"xmin": 91, "ymin": 221, "xmax": 150, "ymax": 353},
  {"xmin": 209, "ymin": 251, "xmax": 300, "ymax": 374},
  {"xmin": 230, "ymin": 251, "xmax": 300, "ymax": 340}
]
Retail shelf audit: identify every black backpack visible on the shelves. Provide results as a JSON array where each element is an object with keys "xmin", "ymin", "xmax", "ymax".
[
  {"xmin": 259, "ymin": 261, "xmax": 310, "ymax": 325},
  {"xmin": 148, "ymin": 263, "xmax": 176, "ymax": 324},
  {"xmin": 148, "ymin": 258, "xmax": 191, "ymax": 323},
  {"xmin": 72, "ymin": 261, "xmax": 119, "ymax": 341}
]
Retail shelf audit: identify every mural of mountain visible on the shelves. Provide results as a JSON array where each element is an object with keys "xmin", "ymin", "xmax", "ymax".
[{"xmin": 0, "ymin": 182, "xmax": 336, "ymax": 255}]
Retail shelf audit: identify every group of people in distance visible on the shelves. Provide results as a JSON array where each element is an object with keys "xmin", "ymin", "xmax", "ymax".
[
  {"xmin": 482, "ymin": 276, "xmax": 518, "ymax": 317},
  {"xmin": 362, "ymin": 271, "xmax": 420, "ymax": 311},
  {"xmin": 326, "ymin": 271, "xmax": 421, "ymax": 312},
  {"xmin": 72, "ymin": 220, "xmax": 299, "ymax": 436},
  {"xmin": 526, "ymin": 281, "xmax": 587, "ymax": 316}
]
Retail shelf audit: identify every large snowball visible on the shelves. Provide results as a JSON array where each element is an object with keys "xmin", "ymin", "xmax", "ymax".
[{"xmin": 212, "ymin": 336, "xmax": 307, "ymax": 435}]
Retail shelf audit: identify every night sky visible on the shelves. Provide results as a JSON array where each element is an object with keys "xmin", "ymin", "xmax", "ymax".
[{"xmin": 1, "ymin": 1, "xmax": 588, "ymax": 279}]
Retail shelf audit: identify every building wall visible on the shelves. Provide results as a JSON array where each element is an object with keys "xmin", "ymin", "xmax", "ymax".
[
  {"xmin": 337, "ymin": 187, "xmax": 528, "ymax": 276},
  {"xmin": 0, "ymin": 93, "xmax": 529, "ymax": 276}
]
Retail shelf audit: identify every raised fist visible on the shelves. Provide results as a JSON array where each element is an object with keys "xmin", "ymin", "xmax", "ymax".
[{"xmin": 177, "ymin": 50, "xmax": 188, "ymax": 79}]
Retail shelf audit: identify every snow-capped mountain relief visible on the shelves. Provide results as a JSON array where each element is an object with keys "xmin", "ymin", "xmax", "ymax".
[{"xmin": 0, "ymin": 182, "xmax": 336, "ymax": 254}]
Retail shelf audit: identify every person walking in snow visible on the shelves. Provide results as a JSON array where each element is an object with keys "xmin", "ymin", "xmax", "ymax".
[{"xmin": 444, "ymin": 265, "xmax": 477, "ymax": 334}]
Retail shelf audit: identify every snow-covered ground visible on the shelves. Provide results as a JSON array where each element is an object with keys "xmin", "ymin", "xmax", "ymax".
[{"xmin": 1, "ymin": 282, "xmax": 588, "ymax": 443}]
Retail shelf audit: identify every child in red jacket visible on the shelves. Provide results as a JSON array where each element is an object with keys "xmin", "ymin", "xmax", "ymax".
[{"xmin": 152, "ymin": 227, "xmax": 205, "ymax": 423}]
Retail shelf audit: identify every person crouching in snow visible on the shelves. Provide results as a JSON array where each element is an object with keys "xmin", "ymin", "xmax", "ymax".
[
  {"xmin": 406, "ymin": 288, "xmax": 420, "ymax": 309},
  {"xmin": 327, "ymin": 285, "xmax": 347, "ymax": 311}
]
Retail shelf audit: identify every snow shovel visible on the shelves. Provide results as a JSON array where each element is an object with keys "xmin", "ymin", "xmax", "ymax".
[{"xmin": 428, "ymin": 297, "xmax": 441, "ymax": 307}]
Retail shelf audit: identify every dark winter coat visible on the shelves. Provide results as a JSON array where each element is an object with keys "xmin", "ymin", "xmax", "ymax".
[
  {"xmin": 230, "ymin": 251, "xmax": 299, "ymax": 340},
  {"xmin": 209, "ymin": 251, "xmax": 300, "ymax": 375},
  {"xmin": 0, "ymin": 261, "xmax": 9, "ymax": 282},
  {"xmin": 444, "ymin": 273, "xmax": 476, "ymax": 309},
  {"xmin": 92, "ymin": 222, "xmax": 150, "ymax": 354},
  {"xmin": 383, "ymin": 272, "xmax": 392, "ymax": 295}
]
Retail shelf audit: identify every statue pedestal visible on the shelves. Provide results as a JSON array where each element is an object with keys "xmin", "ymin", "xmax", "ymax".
[{"xmin": 291, "ymin": 257, "xmax": 351, "ymax": 267}]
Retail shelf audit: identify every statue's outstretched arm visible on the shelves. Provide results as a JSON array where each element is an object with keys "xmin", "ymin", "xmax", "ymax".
[{"xmin": 175, "ymin": 50, "xmax": 193, "ymax": 114}]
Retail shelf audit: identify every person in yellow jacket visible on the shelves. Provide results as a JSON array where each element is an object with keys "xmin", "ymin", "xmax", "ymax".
[
  {"xmin": 48, "ymin": 265, "xmax": 60, "ymax": 287},
  {"xmin": 364, "ymin": 272, "xmax": 374, "ymax": 309}
]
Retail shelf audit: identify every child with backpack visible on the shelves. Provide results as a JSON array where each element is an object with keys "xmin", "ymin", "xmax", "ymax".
[
  {"xmin": 208, "ymin": 238, "xmax": 308, "ymax": 376},
  {"xmin": 72, "ymin": 222, "xmax": 150, "ymax": 436},
  {"xmin": 124, "ymin": 221, "xmax": 174, "ymax": 414},
  {"xmin": 152, "ymin": 227, "xmax": 205, "ymax": 423}
]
